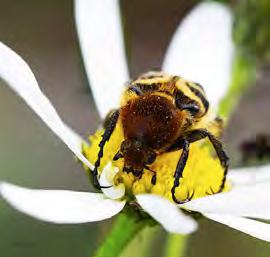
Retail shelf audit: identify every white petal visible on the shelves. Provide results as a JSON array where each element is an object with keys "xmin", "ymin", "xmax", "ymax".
[
  {"xmin": 0, "ymin": 182, "xmax": 125, "ymax": 223},
  {"xmin": 228, "ymin": 165, "xmax": 270, "ymax": 186},
  {"xmin": 136, "ymin": 194, "xmax": 197, "ymax": 234},
  {"xmin": 162, "ymin": 2, "xmax": 234, "ymax": 107},
  {"xmin": 0, "ymin": 42, "xmax": 93, "ymax": 169},
  {"xmin": 99, "ymin": 162, "xmax": 125, "ymax": 200},
  {"xmin": 204, "ymin": 213, "xmax": 270, "ymax": 242},
  {"xmin": 75, "ymin": 0, "xmax": 129, "ymax": 118},
  {"xmin": 183, "ymin": 183, "xmax": 270, "ymax": 220}
]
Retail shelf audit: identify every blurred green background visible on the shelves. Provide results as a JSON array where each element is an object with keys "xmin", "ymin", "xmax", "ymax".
[{"xmin": 0, "ymin": 0, "xmax": 269, "ymax": 257}]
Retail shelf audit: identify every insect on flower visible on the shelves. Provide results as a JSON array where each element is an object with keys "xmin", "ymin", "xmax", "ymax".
[
  {"xmin": 92, "ymin": 71, "xmax": 229, "ymax": 204},
  {"xmin": 1, "ymin": 0, "xmax": 270, "ymax": 244}
]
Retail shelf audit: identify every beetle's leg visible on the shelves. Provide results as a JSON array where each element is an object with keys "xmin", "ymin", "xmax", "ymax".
[
  {"xmin": 185, "ymin": 129, "xmax": 229, "ymax": 192},
  {"xmin": 171, "ymin": 139, "xmax": 190, "ymax": 204},
  {"xmin": 166, "ymin": 129, "xmax": 207, "ymax": 152},
  {"xmin": 206, "ymin": 132, "xmax": 229, "ymax": 192},
  {"xmin": 168, "ymin": 129, "xmax": 229, "ymax": 202},
  {"xmin": 144, "ymin": 166, "xmax": 157, "ymax": 185},
  {"xmin": 93, "ymin": 110, "xmax": 119, "ymax": 189},
  {"xmin": 103, "ymin": 109, "xmax": 118, "ymax": 128}
]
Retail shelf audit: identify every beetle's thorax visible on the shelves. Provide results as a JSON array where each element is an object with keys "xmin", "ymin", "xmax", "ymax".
[{"xmin": 120, "ymin": 94, "xmax": 185, "ymax": 151}]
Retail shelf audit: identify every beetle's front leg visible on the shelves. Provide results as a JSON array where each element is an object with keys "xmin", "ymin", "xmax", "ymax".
[
  {"xmin": 93, "ymin": 110, "xmax": 119, "ymax": 190},
  {"xmin": 171, "ymin": 139, "xmax": 190, "ymax": 204}
]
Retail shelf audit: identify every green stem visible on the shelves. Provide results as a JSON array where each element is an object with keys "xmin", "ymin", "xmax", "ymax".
[
  {"xmin": 120, "ymin": 226, "xmax": 159, "ymax": 257},
  {"xmin": 93, "ymin": 212, "xmax": 146, "ymax": 257},
  {"xmin": 164, "ymin": 234, "xmax": 187, "ymax": 257}
]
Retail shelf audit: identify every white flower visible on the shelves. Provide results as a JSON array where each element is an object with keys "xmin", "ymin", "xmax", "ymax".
[{"xmin": 1, "ymin": 0, "xmax": 269, "ymax": 242}]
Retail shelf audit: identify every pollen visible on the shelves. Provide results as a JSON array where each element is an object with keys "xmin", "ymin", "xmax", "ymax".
[{"xmin": 82, "ymin": 124, "xmax": 230, "ymax": 202}]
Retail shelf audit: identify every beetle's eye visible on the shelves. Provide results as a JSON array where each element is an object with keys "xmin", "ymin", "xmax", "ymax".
[{"xmin": 145, "ymin": 152, "xmax": 156, "ymax": 164}]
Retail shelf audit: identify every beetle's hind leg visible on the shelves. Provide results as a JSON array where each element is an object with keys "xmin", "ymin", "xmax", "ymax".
[
  {"xmin": 92, "ymin": 110, "xmax": 119, "ymax": 189},
  {"xmin": 184, "ymin": 129, "xmax": 229, "ymax": 192},
  {"xmin": 207, "ymin": 133, "xmax": 229, "ymax": 192}
]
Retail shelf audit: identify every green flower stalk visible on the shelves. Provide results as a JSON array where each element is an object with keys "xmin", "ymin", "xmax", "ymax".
[
  {"xmin": 94, "ymin": 213, "xmax": 146, "ymax": 257},
  {"xmin": 164, "ymin": 234, "xmax": 188, "ymax": 257}
]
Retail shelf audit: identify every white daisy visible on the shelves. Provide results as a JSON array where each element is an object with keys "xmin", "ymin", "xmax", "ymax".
[{"xmin": 1, "ymin": 0, "xmax": 269, "ymax": 242}]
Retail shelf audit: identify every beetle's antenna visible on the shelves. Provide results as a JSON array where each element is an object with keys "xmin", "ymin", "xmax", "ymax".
[{"xmin": 113, "ymin": 151, "xmax": 123, "ymax": 161}]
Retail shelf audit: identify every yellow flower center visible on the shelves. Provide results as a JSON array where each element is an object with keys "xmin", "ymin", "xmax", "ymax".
[{"xmin": 82, "ymin": 123, "xmax": 230, "ymax": 202}]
